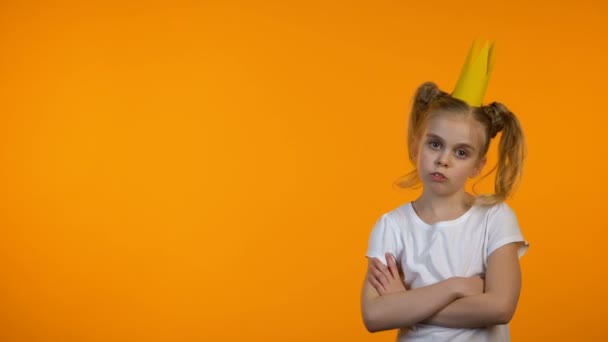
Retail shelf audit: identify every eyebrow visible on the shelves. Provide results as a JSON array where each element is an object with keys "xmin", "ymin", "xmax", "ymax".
[{"xmin": 425, "ymin": 133, "xmax": 477, "ymax": 151}]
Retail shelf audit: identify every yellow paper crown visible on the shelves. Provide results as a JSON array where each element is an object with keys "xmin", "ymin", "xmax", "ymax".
[{"xmin": 451, "ymin": 39, "xmax": 496, "ymax": 107}]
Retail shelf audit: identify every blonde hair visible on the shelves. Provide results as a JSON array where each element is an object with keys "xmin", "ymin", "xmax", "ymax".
[{"xmin": 394, "ymin": 82, "xmax": 526, "ymax": 206}]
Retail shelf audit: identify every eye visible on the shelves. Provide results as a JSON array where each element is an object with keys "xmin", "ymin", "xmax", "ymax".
[
  {"xmin": 428, "ymin": 141, "xmax": 441, "ymax": 149},
  {"xmin": 455, "ymin": 149, "xmax": 469, "ymax": 158}
]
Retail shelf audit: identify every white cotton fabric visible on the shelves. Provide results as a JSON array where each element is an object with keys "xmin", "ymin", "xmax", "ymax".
[{"xmin": 366, "ymin": 201, "xmax": 528, "ymax": 342}]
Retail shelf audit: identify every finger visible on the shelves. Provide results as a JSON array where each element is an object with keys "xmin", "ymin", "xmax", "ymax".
[
  {"xmin": 368, "ymin": 274, "xmax": 386, "ymax": 295},
  {"xmin": 371, "ymin": 262, "xmax": 391, "ymax": 286},
  {"xmin": 398, "ymin": 265, "xmax": 405, "ymax": 281},
  {"xmin": 369, "ymin": 277, "xmax": 386, "ymax": 294},
  {"xmin": 368, "ymin": 258, "xmax": 383, "ymax": 276},
  {"xmin": 388, "ymin": 254, "xmax": 409, "ymax": 287},
  {"xmin": 370, "ymin": 260, "xmax": 391, "ymax": 288},
  {"xmin": 370, "ymin": 258, "xmax": 385, "ymax": 273},
  {"xmin": 371, "ymin": 258, "xmax": 390, "ymax": 279},
  {"xmin": 374, "ymin": 257, "xmax": 392, "ymax": 279},
  {"xmin": 386, "ymin": 253, "xmax": 398, "ymax": 279},
  {"xmin": 367, "ymin": 257, "xmax": 379, "ymax": 271},
  {"xmin": 388, "ymin": 253, "xmax": 404, "ymax": 281},
  {"xmin": 371, "ymin": 257, "xmax": 383, "ymax": 268}
]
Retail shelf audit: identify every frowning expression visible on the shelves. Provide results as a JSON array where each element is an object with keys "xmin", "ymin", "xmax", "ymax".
[{"xmin": 414, "ymin": 113, "xmax": 487, "ymax": 197}]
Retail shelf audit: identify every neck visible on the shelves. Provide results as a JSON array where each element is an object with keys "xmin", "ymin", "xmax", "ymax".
[{"xmin": 414, "ymin": 190, "xmax": 474, "ymax": 217}]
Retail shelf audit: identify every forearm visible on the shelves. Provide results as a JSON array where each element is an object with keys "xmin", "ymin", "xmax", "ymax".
[
  {"xmin": 362, "ymin": 279, "xmax": 459, "ymax": 332},
  {"xmin": 424, "ymin": 293, "xmax": 512, "ymax": 328},
  {"xmin": 425, "ymin": 243, "xmax": 523, "ymax": 329}
]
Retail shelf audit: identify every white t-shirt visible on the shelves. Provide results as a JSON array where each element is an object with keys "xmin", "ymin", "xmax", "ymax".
[{"xmin": 366, "ymin": 201, "xmax": 528, "ymax": 342}]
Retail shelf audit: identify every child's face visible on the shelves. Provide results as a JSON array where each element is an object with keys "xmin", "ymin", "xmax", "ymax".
[{"xmin": 414, "ymin": 113, "xmax": 487, "ymax": 197}]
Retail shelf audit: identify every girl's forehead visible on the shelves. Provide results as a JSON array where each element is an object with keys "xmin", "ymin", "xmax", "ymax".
[{"xmin": 424, "ymin": 115, "xmax": 485, "ymax": 147}]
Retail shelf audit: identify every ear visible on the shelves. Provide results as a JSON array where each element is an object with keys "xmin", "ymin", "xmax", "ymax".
[{"xmin": 471, "ymin": 156, "xmax": 487, "ymax": 178}]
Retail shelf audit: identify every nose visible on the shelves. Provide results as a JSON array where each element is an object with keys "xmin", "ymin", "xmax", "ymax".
[{"xmin": 436, "ymin": 153, "xmax": 449, "ymax": 167}]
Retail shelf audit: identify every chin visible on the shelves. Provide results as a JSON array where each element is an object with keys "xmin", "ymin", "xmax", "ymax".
[{"xmin": 424, "ymin": 184, "xmax": 457, "ymax": 196}]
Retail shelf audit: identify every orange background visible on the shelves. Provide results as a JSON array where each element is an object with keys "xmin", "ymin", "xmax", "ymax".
[{"xmin": 1, "ymin": 0, "xmax": 606, "ymax": 341}]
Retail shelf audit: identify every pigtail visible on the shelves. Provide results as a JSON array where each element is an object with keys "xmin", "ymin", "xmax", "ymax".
[
  {"xmin": 476, "ymin": 102, "xmax": 527, "ymax": 205},
  {"xmin": 394, "ymin": 82, "xmax": 447, "ymax": 189}
]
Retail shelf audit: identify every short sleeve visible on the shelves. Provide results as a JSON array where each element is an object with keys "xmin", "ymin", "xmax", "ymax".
[
  {"xmin": 365, "ymin": 213, "xmax": 404, "ymax": 266},
  {"xmin": 487, "ymin": 202, "xmax": 529, "ymax": 260}
]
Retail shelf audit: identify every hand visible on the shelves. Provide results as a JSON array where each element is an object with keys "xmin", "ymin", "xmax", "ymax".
[
  {"xmin": 367, "ymin": 252, "xmax": 407, "ymax": 295},
  {"xmin": 450, "ymin": 275, "xmax": 485, "ymax": 298}
]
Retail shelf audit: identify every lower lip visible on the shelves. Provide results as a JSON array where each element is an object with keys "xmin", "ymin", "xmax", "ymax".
[{"xmin": 430, "ymin": 174, "xmax": 447, "ymax": 182}]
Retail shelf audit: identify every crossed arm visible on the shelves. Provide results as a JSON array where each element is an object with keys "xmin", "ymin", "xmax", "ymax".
[{"xmin": 360, "ymin": 242, "xmax": 523, "ymax": 332}]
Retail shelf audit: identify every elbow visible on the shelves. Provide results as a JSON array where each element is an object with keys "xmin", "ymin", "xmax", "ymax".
[
  {"xmin": 495, "ymin": 302, "xmax": 517, "ymax": 325},
  {"xmin": 362, "ymin": 311, "xmax": 381, "ymax": 332},
  {"xmin": 363, "ymin": 321, "xmax": 380, "ymax": 333},
  {"xmin": 362, "ymin": 307, "xmax": 387, "ymax": 333},
  {"xmin": 495, "ymin": 312, "xmax": 513, "ymax": 325}
]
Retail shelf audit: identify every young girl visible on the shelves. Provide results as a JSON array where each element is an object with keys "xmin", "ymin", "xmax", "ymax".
[{"xmin": 360, "ymin": 43, "xmax": 528, "ymax": 341}]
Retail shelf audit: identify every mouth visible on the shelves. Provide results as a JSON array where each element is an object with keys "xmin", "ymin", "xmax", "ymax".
[{"xmin": 430, "ymin": 172, "xmax": 447, "ymax": 181}]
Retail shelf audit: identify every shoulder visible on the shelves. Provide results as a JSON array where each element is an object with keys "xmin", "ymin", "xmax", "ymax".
[
  {"xmin": 472, "ymin": 201, "xmax": 518, "ymax": 221},
  {"xmin": 369, "ymin": 202, "xmax": 413, "ymax": 233},
  {"xmin": 366, "ymin": 203, "xmax": 411, "ymax": 260},
  {"xmin": 379, "ymin": 201, "xmax": 414, "ymax": 225},
  {"xmin": 488, "ymin": 202, "xmax": 519, "ymax": 223},
  {"xmin": 480, "ymin": 201, "xmax": 528, "ymax": 257},
  {"xmin": 469, "ymin": 201, "xmax": 522, "ymax": 237}
]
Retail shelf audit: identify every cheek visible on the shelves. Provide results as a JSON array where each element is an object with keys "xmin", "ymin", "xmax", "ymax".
[{"xmin": 416, "ymin": 149, "xmax": 432, "ymax": 165}]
